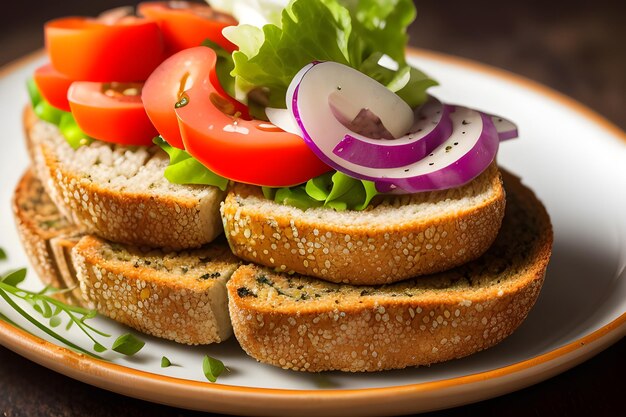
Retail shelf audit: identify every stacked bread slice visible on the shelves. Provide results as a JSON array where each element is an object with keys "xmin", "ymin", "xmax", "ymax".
[
  {"xmin": 18, "ymin": 107, "xmax": 240, "ymax": 344},
  {"xmin": 14, "ymin": 106, "xmax": 552, "ymax": 370}
]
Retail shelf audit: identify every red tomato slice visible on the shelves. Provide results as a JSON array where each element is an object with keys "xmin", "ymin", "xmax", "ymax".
[
  {"xmin": 143, "ymin": 46, "xmax": 248, "ymax": 149},
  {"xmin": 45, "ymin": 17, "xmax": 165, "ymax": 82},
  {"xmin": 68, "ymin": 81, "xmax": 158, "ymax": 146},
  {"xmin": 33, "ymin": 64, "xmax": 73, "ymax": 112},
  {"xmin": 138, "ymin": 1, "xmax": 237, "ymax": 54},
  {"xmin": 174, "ymin": 49, "xmax": 330, "ymax": 187}
]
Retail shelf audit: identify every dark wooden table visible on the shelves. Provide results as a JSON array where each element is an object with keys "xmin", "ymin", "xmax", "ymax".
[{"xmin": 0, "ymin": 1, "xmax": 624, "ymax": 416}]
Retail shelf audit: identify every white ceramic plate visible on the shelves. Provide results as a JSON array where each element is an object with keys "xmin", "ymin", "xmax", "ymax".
[{"xmin": 0, "ymin": 49, "xmax": 624, "ymax": 416}]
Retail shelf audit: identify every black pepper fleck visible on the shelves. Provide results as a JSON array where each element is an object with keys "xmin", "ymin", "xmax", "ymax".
[{"xmin": 237, "ymin": 287, "xmax": 257, "ymax": 298}]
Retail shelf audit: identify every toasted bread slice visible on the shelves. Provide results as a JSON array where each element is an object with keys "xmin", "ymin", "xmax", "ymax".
[
  {"xmin": 72, "ymin": 235, "xmax": 240, "ymax": 344},
  {"xmin": 222, "ymin": 162, "xmax": 506, "ymax": 285},
  {"xmin": 227, "ymin": 171, "xmax": 552, "ymax": 372},
  {"xmin": 13, "ymin": 168, "xmax": 241, "ymax": 344},
  {"xmin": 24, "ymin": 106, "xmax": 224, "ymax": 250},
  {"xmin": 12, "ymin": 169, "xmax": 84, "ymax": 304}
]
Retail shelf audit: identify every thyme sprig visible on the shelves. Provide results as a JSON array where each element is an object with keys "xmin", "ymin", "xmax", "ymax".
[
  {"xmin": 0, "ymin": 267, "xmax": 143, "ymax": 358},
  {"xmin": 0, "ymin": 252, "xmax": 228, "ymax": 379}
]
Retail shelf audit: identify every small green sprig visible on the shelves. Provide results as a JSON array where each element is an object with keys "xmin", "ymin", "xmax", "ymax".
[
  {"xmin": 161, "ymin": 356, "xmax": 172, "ymax": 368},
  {"xmin": 202, "ymin": 355, "xmax": 226, "ymax": 383},
  {"xmin": 0, "ymin": 267, "xmax": 143, "ymax": 358}
]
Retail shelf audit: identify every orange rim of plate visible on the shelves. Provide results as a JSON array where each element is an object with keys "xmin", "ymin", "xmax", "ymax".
[{"xmin": 0, "ymin": 47, "xmax": 625, "ymax": 412}]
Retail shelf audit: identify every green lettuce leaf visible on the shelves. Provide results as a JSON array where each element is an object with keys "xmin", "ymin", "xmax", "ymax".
[
  {"xmin": 201, "ymin": 39, "xmax": 237, "ymax": 100},
  {"xmin": 28, "ymin": 78, "xmax": 92, "ymax": 149},
  {"xmin": 225, "ymin": 0, "xmax": 435, "ymax": 109},
  {"xmin": 227, "ymin": 0, "xmax": 352, "ymax": 108},
  {"xmin": 264, "ymin": 170, "xmax": 379, "ymax": 211},
  {"xmin": 345, "ymin": 0, "xmax": 416, "ymax": 66},
  {"xmin": 153, "ymin": 137, "xmax": 229, "ymax": 191},
  {"xmin": 59, "ymin": 112, "xmax": 93, "ymax": 150},
  {"xmin": 394, "ymin": 67, "xmax": 439, "ymax": 109}
]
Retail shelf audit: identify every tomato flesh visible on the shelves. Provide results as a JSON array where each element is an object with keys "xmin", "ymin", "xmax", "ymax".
[
  {"xmin": 143, "ymin": 46, "xmax": 247, "ymax": 149},
  {"xmin": 68, "ymin": 81, "xmax": 157, "ymax": 145},
  {"xmin": 138, "ymin": 1, "xmax": 237, "ymax": 54},
  {"xmin": 174, "ymin": 49, "xmax": 330, "ymax": 187},
  {"xmin": 45, "ymin": 17, "xmax": 165, "ymax": 82},
  {"xmin": 33, "ymin": 64, "xmax": 74, "ymax": 112}
]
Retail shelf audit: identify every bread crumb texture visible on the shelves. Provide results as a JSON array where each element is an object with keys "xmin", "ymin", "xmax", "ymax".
[
  {"xmin": 227, "ymin": 172, "xmax": 553, "ymax": 371},
  {"xmin": 26, "ymin": 108, "xmax": 224, "ymax": 250},
  {"xmin": 73, "ymin": 235, "xmax": 240, "ymax": 344},
  {"xmin": 222, "ymin": 163, "xmax": 506, "ymax": 285}
]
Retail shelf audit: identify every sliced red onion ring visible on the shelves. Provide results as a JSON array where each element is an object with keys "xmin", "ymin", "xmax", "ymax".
[
  {"xmin": 331, "ymin": 97, "xmax": 453, "ymax": 168},
  {"xmin": 291, "ymin": 62, "xmax": 501, "ymax": 194},
  {"xmin": 372, "ymin": 111, "xmax": 499, "ymax": 193},
  {"xmin": 490, "ymin": 114, "xmax": 519, "ymax": 141},
  {"xmin": 288, "ymin": 61, "xmax": 415, "ymax": 142}
]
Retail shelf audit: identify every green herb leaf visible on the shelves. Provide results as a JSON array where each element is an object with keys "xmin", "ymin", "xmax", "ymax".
[
  {"xmin": 161, "ymin": 356, "xmax": 172, "ymax": 368},
  {"xmin": 0, "ymin": 248, "xmax": 7, "ymax": 261},
  {"xmin": 1, "ymin": 268, "xmax": 27, "ymax": 287},
  {"xmin": 153, "ymin": 137, "xmax": 229, "ymax": 190},
  {"xmin": 0, "ymin": 287, "xmax": 102, "ymax": 359},
  {"xmin": 93, "ymin": 342, "xmax": 107, "ymax": 353},
  {"xmin": 39, "ymin": 299, "xmax": 53, "ymax": 318},
  {"xmin": 81, "ymin": 310, "xmax": 98, "ymax": 322},
  {"xmin": 112, "ymin": 333, "xmax": 145, "ymax": 356},
  {"xmin": 202, "ymin": 355, "xmax": 226, "ymax": 383},
  {"xmin": 49, "ymin": 316, "xmax": 62, "ymax": 328},
  {"xmin": 32, "ymin": 303, "xmax": 43, "ymax": 315}
]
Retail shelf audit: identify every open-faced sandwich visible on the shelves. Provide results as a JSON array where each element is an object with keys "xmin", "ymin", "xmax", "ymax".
[{"xmin": 14, "ymin": 0, "xmax": 552, "ymax": 371}]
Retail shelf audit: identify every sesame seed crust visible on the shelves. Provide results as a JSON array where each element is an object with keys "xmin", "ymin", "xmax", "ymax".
[
  {"xmin": 24, "ymin": 106, "xmax": 224, "ymax": 250},
  {"xmin": 227, "ymin": 171, "xmax": 553, "ymax": 372},
  {"xmin": 222, "ymin": 163, "xmax": 506, "ymax": 285},
  {"xmin": 73, "ymin": 235, "xmax": 241, "ymax": 345},
  {"xmin": 13, "ymin": 166, "xmax": 242, "ymax": 345},
  {"xmin": 12, "ymin": 169, "xmax": 83, "ymax": 304}
]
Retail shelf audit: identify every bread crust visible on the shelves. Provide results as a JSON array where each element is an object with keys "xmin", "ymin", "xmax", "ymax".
[
  {"xmin": 72, "ymin": 235, "xmax": 241, "ymax": 345},
  {"xmin": 13, "ymin": 168, "xmax": 241, "ymax": 345},
  {"xmin": 24, "ymin": 105, "xmax": 224, "ymax": 250},
  {"xmin": 12, "ymin": 169, "xmax": 83, "ymax": 304},
  {"xmin": 222, "ymin": 163, "xmax": 506, "ymax": 285},
  {"xmin": 227, "ymin": 171, "xmax": 553, "ymax": 372}
]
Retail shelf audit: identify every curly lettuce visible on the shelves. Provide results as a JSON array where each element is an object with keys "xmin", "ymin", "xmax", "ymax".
[
  {"xmin": 153, "ymin": 137, "xmax": 229, "ymax": 191},
  {"xmin": 27, "ymin": 79, "xmax": 92, "ymax": 149},
  {"xmin": 224, "ymin": 0, "xmax": 436, "ymax": 108},
  {"xmin": 263, "ymin": 171, "xmax": 379, "ymax": 211}
]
